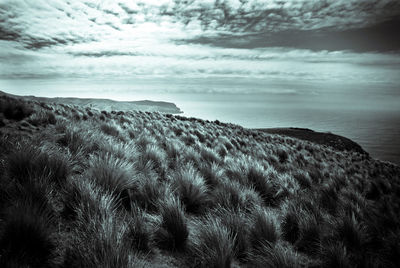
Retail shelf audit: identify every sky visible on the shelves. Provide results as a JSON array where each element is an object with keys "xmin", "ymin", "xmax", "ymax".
[{"xmin": 0, "ymin": 0, "xmax": 400, "ymax": 97}]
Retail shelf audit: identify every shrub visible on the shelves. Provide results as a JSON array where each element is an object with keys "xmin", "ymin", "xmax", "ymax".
[
  {"xmin": 190, "ymin": 216, "xmax": 235, "ymax": 268},
  {"xmin": 155, "ymin": 197, "xmax": 188, "ymax": 251}
]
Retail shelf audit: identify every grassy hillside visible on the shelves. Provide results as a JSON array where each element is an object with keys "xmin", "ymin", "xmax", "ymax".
[{"xmin": 0, "ymin": 94, "xmax": 399, "ymax": 267}]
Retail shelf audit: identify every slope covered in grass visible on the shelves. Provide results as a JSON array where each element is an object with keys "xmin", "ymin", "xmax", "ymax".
[{"xmin": 0, "ymin": 94, "xmax": 399, "ymax": 267}]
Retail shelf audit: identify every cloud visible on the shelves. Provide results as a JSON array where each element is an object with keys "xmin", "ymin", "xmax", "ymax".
[
  {"xmin": 0, "ymin": 0, "xmax": 399, "ymax": 87},
  {"xmin": 2, "ymin": 0, "xmax": 400, "ymax": 49},
  {"xmin": 183, "ymin": 18, "xmax": 400, "ymax": 52}
]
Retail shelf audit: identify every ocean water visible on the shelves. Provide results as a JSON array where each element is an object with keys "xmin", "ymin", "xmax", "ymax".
[
  {"xmin": 173, "ymin": 93, "xmax": 400, "ymax": 165},
  {"xmin": 1, "ymin": 77, "xmax": 399, "ymax": 165}
]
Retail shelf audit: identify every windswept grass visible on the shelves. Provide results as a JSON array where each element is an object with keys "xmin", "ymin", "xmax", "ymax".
[
  {"xmin": 155, "ymin": 197, "xmax": 189, "ymax": 251},
  {"xmin": 249, "ymin": 209, "xmax": 280, "ymax": 251},
  {"xmin": 0, "ymin": 199, "xmax": 56, "ymax": 268},
  {"xmin": 172, "ymin": 163, "xmax": 209, "ymax": 214},
  {"xmin": 0, "ymin": 95, "xmax": 399, "ymax": 267},
  {"xmin": 190, "ymin": 216, "xmax": 235, "ymax": 268}
]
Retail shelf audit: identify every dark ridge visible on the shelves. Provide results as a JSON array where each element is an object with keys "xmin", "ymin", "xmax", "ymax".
[
  {"xmin": 257, "ymin": 127, "xmax": 368, "ymax": 155},
  {"xmin": 0, "ymin": 90, "xmax": 182, "ymax": 114}
]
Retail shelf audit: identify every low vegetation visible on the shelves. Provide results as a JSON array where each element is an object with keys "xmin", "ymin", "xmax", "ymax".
[{"xmin": 0, "ymin": 94, "xmax": 399, "ymax": 267}]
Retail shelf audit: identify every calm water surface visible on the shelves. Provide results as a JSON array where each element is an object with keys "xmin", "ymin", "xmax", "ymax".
[{"xmin": 173, "ymin": 93, "xmax": 400, "ymax": 165}]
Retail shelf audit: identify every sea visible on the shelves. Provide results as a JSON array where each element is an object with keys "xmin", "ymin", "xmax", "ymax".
[{"xmin": 1, "ymin": 77, "xmax": 399, "ymax": 165}]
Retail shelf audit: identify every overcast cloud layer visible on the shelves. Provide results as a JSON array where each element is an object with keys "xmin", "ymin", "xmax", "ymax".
[{"xmin": 0, "ymin": 0, "xmax": 399, "ymax": 89}]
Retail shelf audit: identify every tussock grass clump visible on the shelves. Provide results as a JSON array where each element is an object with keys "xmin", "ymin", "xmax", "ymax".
[
  {"xmin": 100, "ymin": 122, "xmax": 120, "ymax": 137},
  {"xmin": 200, "ymin": 147, "xmax": 220, "ymax": 164},
  {"xmin": 190, "ymin": 216, "xmax": 235, "ymax": 268},
  {"xmin": 64, "ymin": 215, "xmax": 132, "ymax": 268},
  {"xmin": 216, "ymin": 208, "xmax": 250, "ymax": 260},
  {"xmin": 295, "ymin": 214, "xmax": 321, "ymax": 256},
  {"xmin": 281, "ymin": 205, "xmax": 301, "ymax": 244},
  {"xmin": 247, "ymin": 163, "xmax": 282, "ymax": 206},
  {"xmin": 6, "ymin": 145, "xmax": 70, "ymax": 186},
  {"xmin": 335, "ymin": 213, "xmax": 367, "ymax": 250},
  {"xmin": 138, "ymin": 144, "xmax": 166, "ymax": 177},
  {"xmin": 276, "ymin": 148, "xmax": 289, "ymax": 163},
  {"xmin": 155, "ymin": 197, "xmax": 189, "ymax": 251},
  {"xmin": 57, "ymin": 126, "xmax": 97, "ymax": 155},
  {"xmin": 199, "ymin": 162, "xmax": 224, "ymax": 188},
  {"xmin": 293, "ymin": 171, "xmax": 312, "ymax": 189},
  {"xmin": 130, "ymin": 176, "xmax": 166, "ymax": 212},
  {"xmin": 63, "ymin": 176, "xmax": 119, "ymax": 224},
  {"xmin": 321, "ymin": 242, "xmax": 351, "ymax": 268},
  {"xmin": 0, "ymin": 200, "xmax": 56, "ymax": 268},
  {"xmin": 182, "ymin": 147, "xmax": 202, "ymax": 167},
  {"xmin": 125, "ymin": 206, "xmax": 151, "ymax": 253},
  {"xmin": 211, "ymin": 179, "xmax": 262, "ymax": 212},
  {"xmin": 28, "ymin": 110, "xmax": 57, "ymax": 126},
  {"xmin": 86, "ymin": 153, "xmax": 135, "ymax": 197},
  {"xmin": 172, "ymin": 164, "xmax": 209, "ymax": 213},
  {"xmin": 249, "ymin": 209, "xmax": 280, "ymax": 250},
  {"xmin": 248, "ymin": 243, "xmax": 302, "ymax": 268},
  {"xmin": 0, "ymin": 95, "xmax": 33, "ymax": 121},
  {"xmin": 319, "ymin": 184, "xmax": 339, "ymax": 214}
]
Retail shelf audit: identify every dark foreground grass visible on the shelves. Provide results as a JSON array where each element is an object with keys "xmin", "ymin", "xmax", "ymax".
[{"xmin": 0, "ymin": 94, "xmax": 399, "ymax": 267}]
